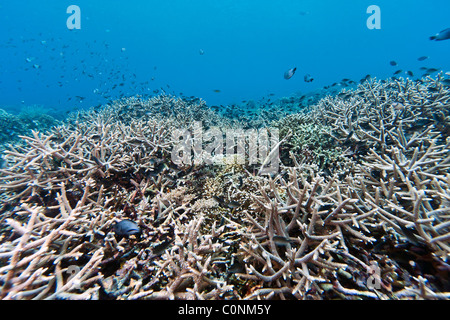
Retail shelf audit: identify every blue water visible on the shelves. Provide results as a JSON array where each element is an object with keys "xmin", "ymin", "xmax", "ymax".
[{"xmin": 1, "ymin": 1, "xmax": 449, "ymax": 114}]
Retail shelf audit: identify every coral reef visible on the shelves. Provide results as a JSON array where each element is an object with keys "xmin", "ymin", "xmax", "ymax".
[
  {"xmin": 0, "ymin": 106, "xmax": 59, "ymax": 145},
  {"xmin": 0, "ymin": 76, "xmax": 449, "ymax": 300}
]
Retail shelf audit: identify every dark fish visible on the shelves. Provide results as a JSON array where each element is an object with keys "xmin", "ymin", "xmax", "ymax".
[
  {"xmin": 213, "ymin": 89, "xmax": 221, "ymax": 93},
  {"xmin": 417, "ymin": 56, "xmax": 429, "ymax": 61},
  {"xmin": 427, "ymin": 68, "xmax": 439, "ymax": 73},
  {"xmin": 284, "ymin": 67, "xmax": 297, "ymax": 80},
  {"xmin": 406, "ymin": 71, "xmax": 414, "ymax": 77},
  {"xmin": 430, "ymin": 28, "xmax": 450, "ymax": 41},
  {"xmin": 113, "ymin": 220, "xmax": 141, "ymax": 237},
  {"xmin": 389, "ymin": 60, "xmax": 398, "ymax": 66},
  {"xmin": 226, "ymin": 201, "xmax": 241, "ymax": 209},
  {"xmin": 212, "ymin": 195, "xmax": 225, "ymax": 205},
  {"xmin": 304, "ymin": 74, "xmax": 314, "ymax": 82},
  {"xmin": 152, "ymin": 239, "xmax": 173, "ymax": 256},
  {"xmin": 393, "ymin": 69, "xmax": 403, "ymax": 75},
  {"xmin": 428, "ymin": 87, "xmax": 439, "ymax": 92},
  {"xmin": 399, "ymin": 225, "xmax": 421, "ymax": 245},
  {"xmin": 342, "ymin": 130, "xmax": 354, "ymax": 146},
  {"xmin": 442, "ymin": 79, "xmax": 450, "ymax": 86},
  {"xmin": 272, "ymin": 235, "xmax": 294, "ymax": 247}
]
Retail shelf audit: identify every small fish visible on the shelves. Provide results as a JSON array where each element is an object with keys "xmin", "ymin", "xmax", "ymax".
[
  {"xmin": 406, "ymin": 70, "xmax": 414, "ymax": 77},
  {"xmin": 429, "ymin": 28, "xmax": 450, "ymax": 41},
  {"xmin": 152, "ymin": 239, "xmax": 173, "ymax": 256},
  {"xmin": 272, "ymin": 235, "xmax": 294, "ymax": 247},
  {"xmin": 284, "ymin": 67, "xmax": 297, "ymax": 80},
  {"xmin": 389, "ymin": 60, "xmax": 398, "ymax": 66},
  {"xmin": 0, "ymin": 156, "xmax": 6, "ymax": 169},
  {"xmin": 226, "ymin": 201, "xmax": 241, "ymax": 209},
  {"xmin": 399, "ymin": 225, "xmax": 421, "ymax": 245},
  {"xmin": 121, "ymin": 47, "xmax": 126, "ymax": 52},
  {"xmin": 427, "ymin": 68, "xmax": 439, "ymax": 73},
  {"xmin": 304, "ymin": 74, "xmax": 314, "ymax": 83},
  {"xmin": 392, "ymin": 102, "xmax": 405, "ymax": 110},
  {"xmin": 417, "ymin": 56, "xmax": 429, "ymax": 61},
  {"xmin": 212, "ymin": 195, "xmax": 225, "ymax": 205},
  {"xmin": 445, "ymin": 71, "xmax": 450, "ymax": 76},
  {"xmin": 33, "ymin": 64, "xmax": 40, "ymax": 69},
  {"xmin": 393, "ymin": 69, "xmax": 403, "ymax": 75},
  {"xmin": 213, "ymin": 89, "xmax": 221, "ymax": 93},
  {"xmin": 113, "ymin": 220, "xmax": 141, "ymax": 238},
  {"xmin": 442, "ymin": 79, "xmax": 450, "ymax": 86},
  {"xmin": 342, "ymin": 130, "xmax": 354, "ymax": 146},
  {"xmin": 199, "ymin": 49, "xmax": 204, "ymax": 55}
]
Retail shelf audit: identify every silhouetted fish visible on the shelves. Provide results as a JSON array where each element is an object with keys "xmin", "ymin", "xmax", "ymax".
[
  {"xmin": 390, "ymin": 60, "xmax": 398, "ymax": 66},
  {"xmin": 284, "ymin": 67, "xmax": 297, "ymax": 79},
  {"xmin": 304, "ymin": 74, "xmax": 314, "ymax": 82},
  {"xmin": 272, "ymin": 236, "xmax": 295, "ymax": 246},
  {"xmin": 430, "ymin": 28, "xmax": 450, "ymax": 41},
  {"xmin": 417, "ymin": 56, "xmax": 429, "ymax": 61}
]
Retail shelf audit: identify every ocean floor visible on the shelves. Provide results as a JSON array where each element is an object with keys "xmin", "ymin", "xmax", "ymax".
[{"xmin": 0, "ymin": 75, "xmax": 449, "ymax": 300}]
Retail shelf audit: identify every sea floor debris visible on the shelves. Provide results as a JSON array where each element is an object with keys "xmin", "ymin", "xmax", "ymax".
[{"xmin": 0, "ymin": 75, "xmax": 449, "ymax": 300}]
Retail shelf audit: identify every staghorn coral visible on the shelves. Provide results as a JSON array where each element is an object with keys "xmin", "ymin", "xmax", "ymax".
[
  {"xmin": 1, "ymin": 76, "xmax": 450, "ymax": 300},
  {"xmin": 273, "ymin": 113, "xmax": 341, "ymax": 169}
]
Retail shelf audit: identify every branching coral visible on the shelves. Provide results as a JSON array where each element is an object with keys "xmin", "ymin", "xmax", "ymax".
[{"xmin": 1, "ymin": 76, "xmax": 449, "ymax": 300}]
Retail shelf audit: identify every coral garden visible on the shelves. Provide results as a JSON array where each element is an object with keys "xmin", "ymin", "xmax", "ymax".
[{"xmin": 0, "ymin": 75, "xmax": 449, "ymax": 300}]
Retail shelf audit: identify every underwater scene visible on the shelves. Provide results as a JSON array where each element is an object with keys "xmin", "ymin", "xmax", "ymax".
[{"xmin": 0, "ymin": 1, "xmax": 449, "ymax": 301}]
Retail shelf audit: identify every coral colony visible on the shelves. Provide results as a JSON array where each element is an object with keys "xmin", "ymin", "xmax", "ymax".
[{"xmin": 0, "ymin": 75, "xmax": 450, "ymax": 300}]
